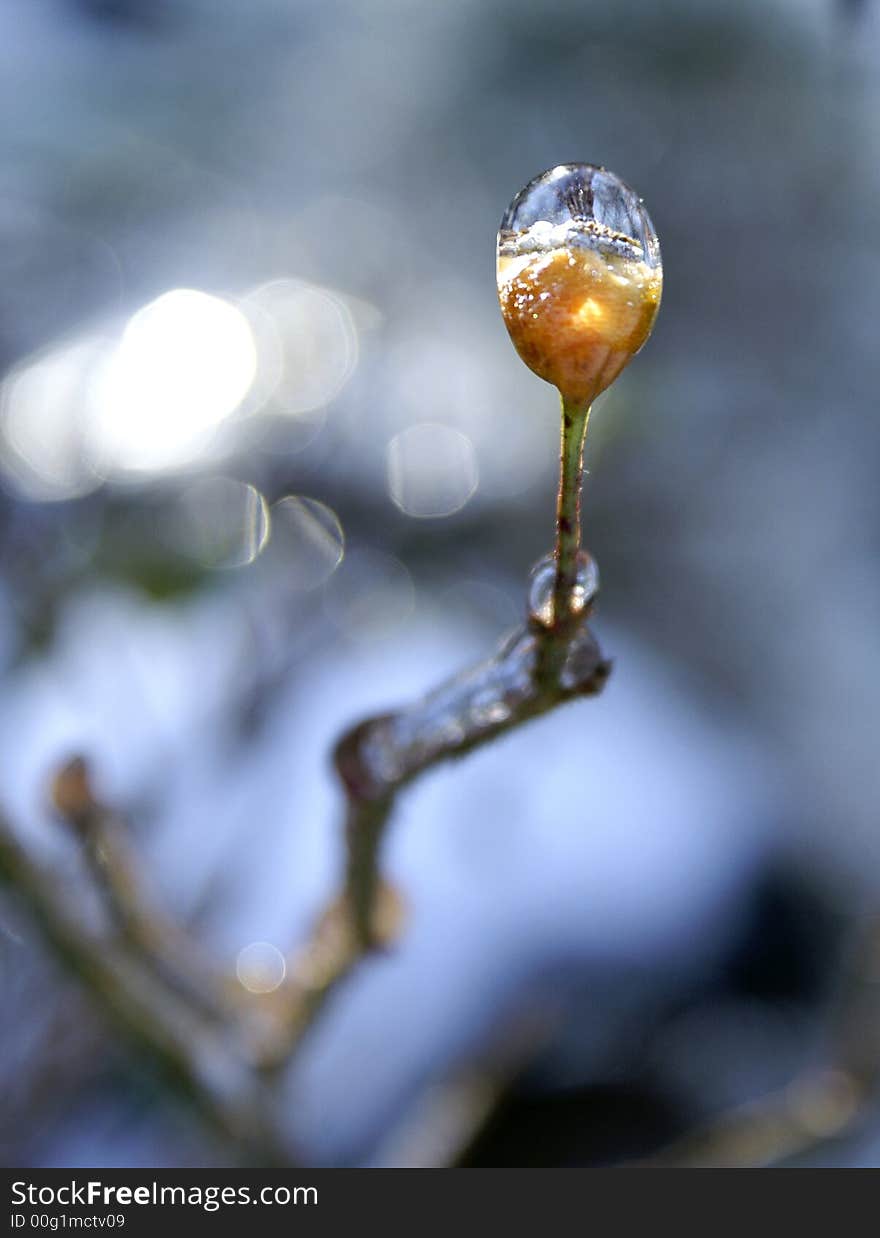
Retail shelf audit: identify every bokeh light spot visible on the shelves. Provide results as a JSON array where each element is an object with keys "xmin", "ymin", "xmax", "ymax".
[
  {"xmin": 0, "ymin": 337, "xmax": 105, "ymax": 501},
  {"xmin": 265, "ymin": 495, "xmax": 345, "ymax": 589},
  {"xmin": 245, "ymin": 279, "xmax": 358, "ymax": 417},
  {"xmin": 173, "ymin": 477, "xmax": 270, "ymax": 570},
  {"xmin": 386, "ymin": 423, "xmax": 479, "ymax": 518},
  {"xmin": 87, "ymin": 289, "xmax": 258, "ymax": 474},
  {"xmin": 235, "ymin": 941, "xmax": 286, "ymax": 994}
]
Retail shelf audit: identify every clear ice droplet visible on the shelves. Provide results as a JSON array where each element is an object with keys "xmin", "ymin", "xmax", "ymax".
[
  {"xmin": 497, "ymin": 164, "xmax": 662, "ymax": 403},
  {"xmin": 528, "ymin": 551, "xmax": 599, "ymax": 627},
  {"xmin": 498, "ymin": 164, "xmax": 661, "ymax": 267}
]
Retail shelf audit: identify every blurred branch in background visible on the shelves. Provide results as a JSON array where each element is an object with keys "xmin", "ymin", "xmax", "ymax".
[
  {"xmin": 0, "ymin": 815, "xmax": 290, "ymax": 1165},
  {"xmin": 50, "ymin": 757, "xmax": 232, "ymax": 1022}
]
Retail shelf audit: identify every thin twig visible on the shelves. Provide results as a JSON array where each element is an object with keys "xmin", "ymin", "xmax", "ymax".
[
  {"xmin": 0, "ymin": 818, "xmax": 295, "ymax": 1165},
  {"xmin": 51, "ymin": 757, "xmax": 237, "ymax": 1023}
]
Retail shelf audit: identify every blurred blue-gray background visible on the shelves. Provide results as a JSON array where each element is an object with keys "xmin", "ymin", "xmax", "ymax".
[{"xmin": 1, "ymin": 0, "xmax": 879, "ymax": 1167}]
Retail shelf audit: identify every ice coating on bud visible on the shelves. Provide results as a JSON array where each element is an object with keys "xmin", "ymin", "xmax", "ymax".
[
  {"xmin": 528, "ymin": 550, "xmax": 599, "ymax": 627},
  {"xmin": 497, "ymin": 164, "xmax": 662, "ymax": 404}
]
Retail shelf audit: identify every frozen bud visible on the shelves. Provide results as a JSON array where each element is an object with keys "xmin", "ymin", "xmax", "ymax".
[{"xmin": 497, "ymin": 164, "xmax": 662, "ymax": 404}]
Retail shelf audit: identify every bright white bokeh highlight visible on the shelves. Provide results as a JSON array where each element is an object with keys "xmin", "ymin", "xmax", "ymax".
[
  {"xmin": 86, "ymin": 289, "xmax": 258, "ymax": 474},
  {"xmin": 0, "ymin": 276, "xmax": 367, "ymax": 498}
]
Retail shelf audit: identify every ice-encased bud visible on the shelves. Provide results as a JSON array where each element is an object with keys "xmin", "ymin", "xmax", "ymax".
[
  {"xmin": 497, "ymin": 164, "xmax": 662, "ymax": 404},
  {"xmin": 528, "ymin": 550, "xmax": 599, "ymax": 627}
]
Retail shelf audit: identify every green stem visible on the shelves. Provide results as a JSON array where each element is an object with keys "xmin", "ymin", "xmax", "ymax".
[{"xmin": 551, "ymin": 396, "xmax": 591, "ymax": 628}]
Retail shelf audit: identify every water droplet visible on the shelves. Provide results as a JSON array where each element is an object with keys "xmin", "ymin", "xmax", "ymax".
[
  {"xmin": 265, "ymin": 496, "xmax": 344, "ymax": 589},
  {"xmin": 236, "ymin": 941, "xmax": 286, "ymax": 994},
  {"xmin": 560, "ymin": 626, "xmax": 604, "ymax": 691},
  {"xmin": 528, "ymin": 551, "xmax": 599, "ymax": 627},
  {"xmin": 497, "ymin": 164, "xmax": 662, "ymax": 403},
  {"xmin": 387, "ymin": 422, "xmax": 479, "ymax": 518}
]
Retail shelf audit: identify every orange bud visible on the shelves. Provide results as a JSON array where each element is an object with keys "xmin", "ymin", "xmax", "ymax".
[{"xmin": 497, "ymin": 164, "xmax": 662, "ymax": 404}]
